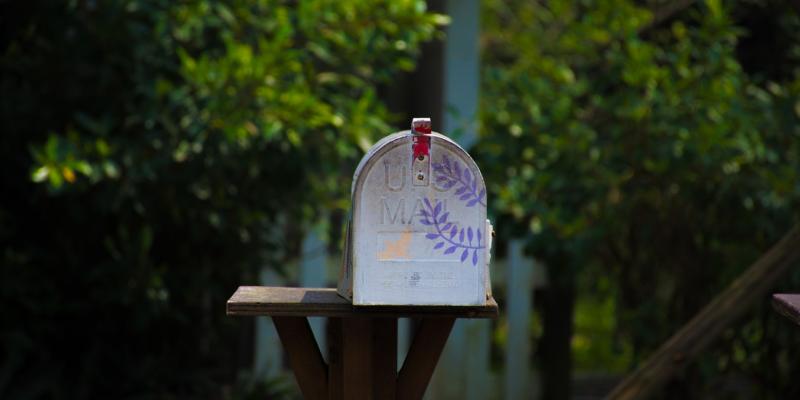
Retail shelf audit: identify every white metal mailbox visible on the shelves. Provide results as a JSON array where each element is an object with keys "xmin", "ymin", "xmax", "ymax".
[{"xmin": 338, "ymin": 118, "xmax": 493, "ymax": 306}]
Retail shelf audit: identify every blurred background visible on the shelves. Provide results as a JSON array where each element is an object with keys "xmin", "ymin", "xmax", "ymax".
[{"xmin": 3, "ymin": 0, "xmax": 800, "ymax": 399}]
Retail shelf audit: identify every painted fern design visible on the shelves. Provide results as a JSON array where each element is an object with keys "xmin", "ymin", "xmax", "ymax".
[
  {"xmin": 418, "ymin": 199, "xmax": 484, "ymax": 266},
  {"xmin": 432, "ymin": 155, "xmax": 486, "ymax": 207}
]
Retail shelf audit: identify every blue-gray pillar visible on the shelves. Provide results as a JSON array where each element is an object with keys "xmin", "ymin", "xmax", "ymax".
[
  {"xmin": 505, "ymin": 240, "xmax": 534, "ymax": 400},
  {"xmin": 254, "ymin": 268, "xmax": 283, "ymax": 379},
  {"xmin": 300, "ymin": 226, "xmax": 328, "ymax": 359},
  {"xmin": 430, "ymin": 1, "xmax": 483, "ymax": 398}
]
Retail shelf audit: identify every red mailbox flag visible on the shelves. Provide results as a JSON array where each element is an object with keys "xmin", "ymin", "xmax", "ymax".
[{"xmin": 411, "ymin": 117, "xmax": 432, "ymax": 158}]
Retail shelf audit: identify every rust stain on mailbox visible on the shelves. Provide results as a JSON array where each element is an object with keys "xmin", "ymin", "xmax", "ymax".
[{"xmin": 338, "ymin": 118, "xmax": 493, "ymax": 306}]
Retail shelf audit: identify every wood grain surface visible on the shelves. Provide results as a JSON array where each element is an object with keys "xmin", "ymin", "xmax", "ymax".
[
  {"xmin": 227, "ymin": 286, "xmax": 498, "ymax": 318},
  {"xmin": 772, "ymin": 294, "xmax": 800, "ymax": 327}
]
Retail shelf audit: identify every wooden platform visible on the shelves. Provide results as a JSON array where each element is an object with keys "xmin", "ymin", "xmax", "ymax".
[
  {"xmin": 227, "ymin": 286, "xmax": 498, "ymax": 400},
  {"xmin": 227, "ymin": 286, "xmax": 499, "ymax": 318},
  {"xmin": 772, "ymin": 294, "xmax": 800, "ymax": 327}
]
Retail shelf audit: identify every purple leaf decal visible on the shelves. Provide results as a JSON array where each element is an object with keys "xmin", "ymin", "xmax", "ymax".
[
  {"xmin": 431, "ymin": 158, "xmax": 486, "ymax": 208},
  {"xmin": 419, "ymin": 199, "xmax": 486, "ymax": 264},
  {"xmin": 466, "ymin": 199, "xmax": 478, "ymax": 207}
]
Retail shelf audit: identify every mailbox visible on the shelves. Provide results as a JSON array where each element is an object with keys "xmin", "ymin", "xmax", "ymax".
[{"xmin": 338, "ymin": 118, "xmax": 493, "ymax": 306}]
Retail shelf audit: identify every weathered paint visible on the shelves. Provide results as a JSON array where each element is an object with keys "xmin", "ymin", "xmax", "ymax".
[{"xmin": 338, "ymin": 127, "xmax": 492, "ymax": 306}]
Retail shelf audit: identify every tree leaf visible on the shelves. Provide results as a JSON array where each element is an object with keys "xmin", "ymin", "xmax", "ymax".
[
  {"xmin": 438, "ymin": 212, "xmax": 449, "ymax": 224},
  {"xmin": 444, "ymin": 245, "xmax": 457, "ymax": 255},
  {"xmin": 461, "ymin": 249, "xmax": 469, "ymax": 262},
  {"xmin": 434, "ymin": 242, "xmax": 444, "ymax": 249},
  {"xmin": 426, "ymin": 233, "xmax": 439, "ymax": 239}
]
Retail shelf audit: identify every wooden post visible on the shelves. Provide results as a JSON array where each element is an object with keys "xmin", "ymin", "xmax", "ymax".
[{"xmin": 229, "ymin": 287, "xmax": 497, "ymax": 400}]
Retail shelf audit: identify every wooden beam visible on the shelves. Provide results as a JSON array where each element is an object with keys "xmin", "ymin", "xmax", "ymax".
[
  {"xmin": 397, "ymin": 318, "xmax": 456, "ymax": 400},
  {"xmin": 608, "ymin": 224, "xmax": 800, "ymax": 400},
  {"xmin": 772, "ymin": 294, "xmax": 800, "ymax": 327},
  {"xmin": 272, "ymin": 317, "xmax": 328, "ymax": 400}
]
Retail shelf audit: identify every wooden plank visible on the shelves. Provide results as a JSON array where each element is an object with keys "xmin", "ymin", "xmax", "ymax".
[
  {"xmin": 327, "ymin": 318, "xmax": 344, "ymax": 400},
  {"xmin": 609, "ymin": 224, "xmax": 800, "ymax": 400},
  {"xmin": 397, "ymin": 318, "xmax": 455, "ymax": 400},
  {"xmin": 342, "ymin": 318, "xmax": 373, "ymax": 399},
  {"xmin": 228, "ymin": 287, "xmax": 498, "ymax": 319},
  {"xmin": 372, "ymin": 318, "xmax": 397, "ymax": 400},
  {"xmin": 772, "ymin": 294, "xmax": 800, "ymax": 327},
  {"xmin": 272, "ymin": 317, "xmax": 328, "ymax": 400}
]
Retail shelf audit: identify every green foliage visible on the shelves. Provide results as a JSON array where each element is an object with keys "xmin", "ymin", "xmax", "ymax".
[
  {"xmin": 480, "ymin": 0, "xmax": 800, "ymax": 396},
  {"xmin": 0, "ymin": 1, "xmax": 441, "ymax": 398}
]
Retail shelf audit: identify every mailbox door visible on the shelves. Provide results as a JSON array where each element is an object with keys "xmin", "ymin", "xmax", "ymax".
[{"xmin": 351, "ymin": 132, "xmax": 488, "ymax": 305}]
